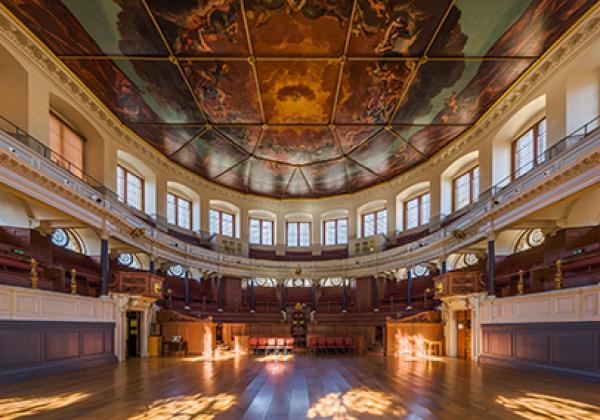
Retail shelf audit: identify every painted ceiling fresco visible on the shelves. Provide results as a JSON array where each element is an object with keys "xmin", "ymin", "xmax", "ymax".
[{"xmin": 2, "ymin": 0, "xmax": 597, "ymax": 197}]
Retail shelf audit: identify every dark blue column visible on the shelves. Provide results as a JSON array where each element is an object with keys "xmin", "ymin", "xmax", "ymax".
[
  {"xmin": 184, "ymin": 270, "xmax": 190, "ymax": 309},
  {"xmin": 149, "ymin": 259, "xmax": 156, "ymax": 274},
  {"xmin": 487, "ymin": 239, "xmax": 496, "ymax": 295},
  {"xmin": 279, "ymin": 281, "xmax": 286, "ymax": 311},
  {"xmin": 407, "ymin": 269, "xmax": 413, "ymax": 308},
  {"xmin": 311, "ymin": 284, "xmax": 317, "ymax": 311},
  {"xmin": 100, "ymin": 238, "xmax": 109, "ymax": 296},
  {"xmin": 441, "ymin": 260, "xmax": 447, "ymax": 274},
  {"xmin": 249, "ymin": 279, "xmax": 255, "ymax": 312},
  {"xmin": 372, "ymin": 276, "xmax": 379, "ymax": 311},
  {"xmin": 342, "ymin": 281, "xmax": 348, "ymax": 312},
  {"xmin": 217, "ymin": 275, "xmax": 224, "ymax": 311}
]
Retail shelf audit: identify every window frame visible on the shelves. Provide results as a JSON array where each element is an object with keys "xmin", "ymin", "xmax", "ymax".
[
  {"xmin": 361, "ymin": 209, "xmax": 387, "ymax": 237},
  {"xmin": 511, "ymin": 118, "xmax": 547, "ymax": 180},
  {"xmin": 403, "ymin": 191, "xmax": 430, "ymax": 230},
  {"xmin": 167, "ymin": 191, "xmax": 192, "ymax": 230},
  {"xmin": 286, "ymin": 221, "xmax": 311, "ymax": 248},
  {"xmin": 249, "ymin": 217, "xmax": 274, "ymax": 246},
  {"xmin": 452, "ymin": 165, "xmax": 479, "ymax": 212},
  {"xmin": 323, "ymin": 218, "xmax": 348, "ymax": 246},
  {"xmin": 49, "ymin": 112, "xmax": 85, "ymax": 178},
  {"xmin": 116, "ymin": 164, "xmax": 144, "ymax": 211},
  {"xmin": 209, "ymin": 208, "xmax": 235, "ymax": 237}
]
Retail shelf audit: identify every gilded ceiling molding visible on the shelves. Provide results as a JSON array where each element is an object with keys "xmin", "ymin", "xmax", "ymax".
[{"xmin": 0, "ymin": 6, "xmax": 599, "ymax": 207}]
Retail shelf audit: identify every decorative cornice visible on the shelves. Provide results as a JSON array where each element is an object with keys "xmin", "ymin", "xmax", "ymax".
[{"xmin": 0, "ymin": 6, "xmax": 599, "ymax": 206}]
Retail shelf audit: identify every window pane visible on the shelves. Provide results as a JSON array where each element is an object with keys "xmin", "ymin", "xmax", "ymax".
[
  {"xmin": 116, "ymin": 166, "xmax": 125, "ymax": 203},
  {"xmin": 363, "ymin": 213, "xmax": 375, "ymax": 237},
  {"xmin": 472, "ymin": 167, "xmax": 479, "ymax": 202},
  {"xmin": 536, "ymin": 119, "xmax": 547, "ymax": 164},
  {"xmin": 249, "ymin": 218, "xmax": 260, "ymax": 244},
  {"xmin": 324, "ymin": 220, "xmax": 336, "ymax": 246},
  {"xmin": 209, "ymin": 209, "xmax": 220, "ymax": 235},
  {"xmin": 177, "ymin": 198, "xmax": 191, "ymax": 229},
  {"xmin": 299, "ymin": 223, "xmax": 310, "ymax": 247},
  {"xmin": 454, "ymin": 172, "xmax": 470, "ymax": 211},
  {"xmin": 421, "ymin": 193, "xmax": 430, "ymax": 225},
  {"xmin": 515, "ymin": 129, "xmax": 534, "ymax": 177},
  {"xmin": 222, "ymin": 212, "xmax": 233, "ymax": 237},
  {"xmin": 337, "ymin": 219, "xmax": 348, "ymax": 244},
  {"xmin": 167, "ymin": 193, "xmax": 176, "ymax": 225},
  {"xmin": 287, "ymin": 222, "xmax": 298, "ymax": 247},
  {"xmin": 262, "ymin": 221, "xmax": 273, "ymax": 245},
  {"xmin": 126, "ymin": 172, "xmax": 142, "ymax": 210},
  {"xmin": 376, "ymin": 210, "xmax": 387, "ymax": 234},
  {"xmin": 406, "ymin": 197, "xmax": 419, "ymax": 229}
]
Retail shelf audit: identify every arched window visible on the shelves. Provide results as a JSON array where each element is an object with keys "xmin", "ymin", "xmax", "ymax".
[
  {"xmin": 167, "ymin": 264, "xmax": 186, "ymax": 278},
  {"xmin": 117, "ymin": 164, "xmax": 144, "ymax": 211},
  {"xmin": 167, "ymin": 192, "xmax": 192, "ymax": 229},
  {"xmin": 51, "ymin": 228, "xmax": 85, "ymax": 253},
  {"xmin": 453, "ymin": 166, "xmax": 479, "ymax": 211},
  {"xmin": 250, "ymin": 278, "xmax": 277, "ymax": 287},
  {"xmin": 514, "ymin": 228, "xmax": 545, "ymax": 253},
  {"xmin": 513, "ymin": 119, "xmax": 547, "ymax": 179},
  {"xmin": 117, "ymin": 253, "xmax": 141, "ymax": 269},
  {"xmin": 447, "ymin": 253, "xmax": 479, "ymax": 270},
  {"xmin": 357, "ymin": 200, "xmax": 387, "ymax": 237},
  {"xmin": 319, "ymin": 277, "xmax": 347, "ymax": 287},
  {"xmin": 411, "ymin": 264, "xmax": 430, "ymax": 278},
  {"xmin": 284, "ymin": 278, "xmax": 312, "ymax": 287}
]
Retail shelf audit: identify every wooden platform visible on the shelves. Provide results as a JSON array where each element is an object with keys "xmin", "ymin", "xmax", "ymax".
[{"xmin": 0, "ymin": 354, "xmax": 599, "ymax": 419}]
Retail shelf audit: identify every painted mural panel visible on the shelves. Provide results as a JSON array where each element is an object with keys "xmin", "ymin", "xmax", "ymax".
[
  {"xmin": 247, "ymin": 159, "xmax": 294, "ymax": 197},
  {"xmin": 303, "ymin": 159, "xmax": 348, "ymax": 196},
  {"xmin": 255, "ymin": 128, "xmax": 341, "ymax": 165},
  {"xmin": 215, "ymin": 126, "xmax": 263, "ymax": 154},
  {"xmin": 285, "ymin": 169, "xmax": 311, "ymax": 197},
  {"xmin": 127, "ymin": 125, "xmax": 203, "ymax": 157}
]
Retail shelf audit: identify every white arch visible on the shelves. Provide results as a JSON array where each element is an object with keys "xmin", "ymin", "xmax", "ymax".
[
  {"xmin": 209, "ymin": 199, "xmax": 241, "ymax": 238},
  {"xmin": 396, "ymin": 181, "xmax": 430, "ymax": 231},
  {"xmin": 440, "ymin": 151, "xmax": 479, "ymax": 216},
  {"xmin": 356, "ymin": 199, "xmax": 387, "ymax": 237},
  {"xmin": 167, "ymin": 181, "xmax": 201, "ymax": 231},
  {"xmin": 117, "ymin": 150, "xmax": 157, "ymax": 215},
  {"xmin": 492, "ymin": 95, "xmax": 546, "ymax": 186}
]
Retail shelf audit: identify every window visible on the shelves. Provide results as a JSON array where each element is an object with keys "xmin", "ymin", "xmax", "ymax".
[
  {"xmin": 287, "ymin": 222, "xmax": 311, "ymax": 247},
  {"xmin": 323, "ymin": 218, "xmax": 348, "ymax": 245},
  {"xmin": 209, "ymin": 209, "xmax": 234, "ymax": 237},
  {"xmin": 51, "ymin": 228, "xmax": 84, "ymax": 253},
  {"xmin": 167, "ymin": 264, "xmax": 185, "ymax": 278},
  {"xmin": 513, "ymin": 119, "xmax": 547, "ymax": 178},
  {"xmin": 453, "ymin": 166, "xmax": 479, "ymax": 211},
  {"xmin": 249, "ymin": 218, "xmax": 273, "ymax": 245},
  {"xmin": 362, "ymin": 209, "xmax": 387, "ymax": 237},
  {"xmin": 117, "ymin": 165, "xmax": 144, "ymax": 211},
  {"xmin": 167, "ymin": 192, "xmax": 192, "ymax": 229},
  {"xmin": 49, "ymin": 113, "xmax": 84, "ymax": 178},
  {"xmin": 404, "ymin": 192, "xmax": 430, "ymax": 230}
]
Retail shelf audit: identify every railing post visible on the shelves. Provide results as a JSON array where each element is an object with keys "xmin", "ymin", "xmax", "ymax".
[{"xmin": 100, "ymin": 237, "xmax": 109, "ymax": 296}]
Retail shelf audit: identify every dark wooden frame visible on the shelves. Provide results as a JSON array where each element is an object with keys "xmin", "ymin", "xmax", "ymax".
[
  {"xmin": 167, "ymin": 192, "xmax": 192, "ymax": 230},
  {"xmin": 210, "ymin": 208, "xmax": 235, "ymax": 237},
  {"xmin": 286, "ymin": 221, "xmax": 311, "ymax": 248},
  {"xmin": 361, "ymin": 209, "xmax": 387, "ymax": 237},
  {"xmin": 403, "ymin": 192, "xmax": 430, "ymax": 231},
  {"xmin": 116, "ymin": 164, "xmax": 144, "ymax": 211},
  {"xmin": 323, "ymin": 218, "xmax": 348, "ymax": 246},
  {"xmin": 511, "ymin": 118, "xmax": 547, "ymax": 180},
  {"xmin": 452, "ymin": 166, "xmax": 479, "ymax": 212},
  {"xmin": 249, "ymin": 218, "xmax": 274, "ymax": 246}
]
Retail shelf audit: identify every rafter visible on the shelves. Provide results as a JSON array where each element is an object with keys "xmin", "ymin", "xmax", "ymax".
[
  {"xmin": 140, "ymin": 0, "xmax": 208, "ymax": 123},
  {"xmin": 388, "ymin": 0, "xmax": 457, "ymax": 125},
  {"xmin": 214, "ymin": 156, "xmax": 250, "ymax": 180},
  {"xmin": 166, "ymin": 127, "xmax": 208, "ymax": 158},
  {"xmin": 388, "ymin": 127, "xmax": 427, "ymax": 160},
  {"xmin": 283, "ymin": 167, "xmax": 298, "ymax": 196},
  {"xmin": 298, "ymin": 167, "xmax": 315, "ymax": 195},
  {"xmin": 346, "ymin": 156, "xmax": 385, "ymax": 181}
]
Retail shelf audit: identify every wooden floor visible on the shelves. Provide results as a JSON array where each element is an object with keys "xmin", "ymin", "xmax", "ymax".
[{"xmin": 1, "ymin": 354, "xmax": 599, "ymax": 419}]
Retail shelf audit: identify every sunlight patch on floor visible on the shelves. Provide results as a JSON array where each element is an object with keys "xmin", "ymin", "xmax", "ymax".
[
  {"xmin": 496, "ymin": 392, "xmax": 600, "ymax": 419},
  {"xmin": 128, "ymin": 392, "xmax": 237, "ymax": 420},
  {"xmin": 307, "ymin": 387, "xmax": 406, "ymax": 420},
  {"xmin": 0, "ymin": 392, "xmax": 90, "ymax": 419},
  {"xmin": 254, "ymin": 354, "xmax": 295, "ymax": 362}
]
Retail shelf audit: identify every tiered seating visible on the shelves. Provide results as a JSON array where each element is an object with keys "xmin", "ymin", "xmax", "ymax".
[
  {"xmin": 248, "ymin": 336, "xmax": 294, "ymax": 354},
  {"xmin": 308, "ymin": 336, "xmax": 354, "ymax": 354}
]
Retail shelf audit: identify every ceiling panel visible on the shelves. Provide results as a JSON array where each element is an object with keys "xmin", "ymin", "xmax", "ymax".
[
  {"xmin": 127, "ymin": 125, "xmax": 204, "ymax": 156},
  {"xmin": 255, "ymin": 127, "xmax": 341, "ymax": 165},
  {"xmin": 247, "ymin": 159, "xmax": 294, "ymax": 197},
  {"xmin": 303, "ymin": 159, "xmax": 349, "ymax": 196}
]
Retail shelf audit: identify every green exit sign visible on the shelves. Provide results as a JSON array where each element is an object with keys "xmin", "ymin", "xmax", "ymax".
[{"xmin": 12, "ymin": 249, "xmax": 24, "ymax": 255}]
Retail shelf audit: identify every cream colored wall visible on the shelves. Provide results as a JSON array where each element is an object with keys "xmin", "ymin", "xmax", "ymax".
[{"xmin": 1, "ymin": 20, "xmax": 600, "ymax": 246}]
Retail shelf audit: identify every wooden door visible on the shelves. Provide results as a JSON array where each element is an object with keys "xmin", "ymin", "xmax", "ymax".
[{"xmin": 456, "ymin": 310, "xmax": 472, "ymax": 359}]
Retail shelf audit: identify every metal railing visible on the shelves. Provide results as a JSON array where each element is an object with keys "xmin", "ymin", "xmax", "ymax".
[{"xmin": 0, "ymin": 112, "xmax": 599, "ymax": 267}]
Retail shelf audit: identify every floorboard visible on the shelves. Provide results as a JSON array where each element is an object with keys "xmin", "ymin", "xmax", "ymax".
[{"xmin": 0, "ymin": 354, "xmax": 599, "ymax": 419}]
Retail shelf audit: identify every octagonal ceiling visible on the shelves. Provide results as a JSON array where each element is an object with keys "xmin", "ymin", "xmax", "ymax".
[{"xmin": 2, "ymin": 0, "xmax": 596, "ymax": 197}]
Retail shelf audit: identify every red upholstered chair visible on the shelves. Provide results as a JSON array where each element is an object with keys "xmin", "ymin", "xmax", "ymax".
[
  {"xmin": 334, "ymin": 337, "xmax": 345, "ymax": 353},
  {"xmin": 267, "ymin": 337, "xmax": 277, "ymax": 354},
  {"xmin": 326, "ymin": 337, "xmax": 336, "ymax": 353},
  {"xmin": 276, "ymin": 337, "xmax": 285, "ymax": 354},
  {"xmin": 249, "ymin": 337, "xmax": 258, "ymax": 353},
  {"xmin": 258, "ymin": 337, "xmax": 268, "ymax": 353},
  {"xmin": 344, "ymin": 336, "xmax": 354, "ymax": 354},
  {"xmin": 317, "ymin": 336, "xmax": 327, "ymax": 354},
  {"xmin": 308, "ymin": 337, "xmax": 318, "ymax": 354},
  {"xmin": 284, "ymin": 337, "xmax": 294, "ymax": 352}
]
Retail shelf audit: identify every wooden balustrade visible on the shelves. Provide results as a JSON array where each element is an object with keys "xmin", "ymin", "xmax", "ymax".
[
  {"xmin": 433, "ymin": 271, "xmax": 483, "ymax": 298},
  {"xmin": 114, "ymin": 271, "xmax": 164, "ymax": 298}
]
